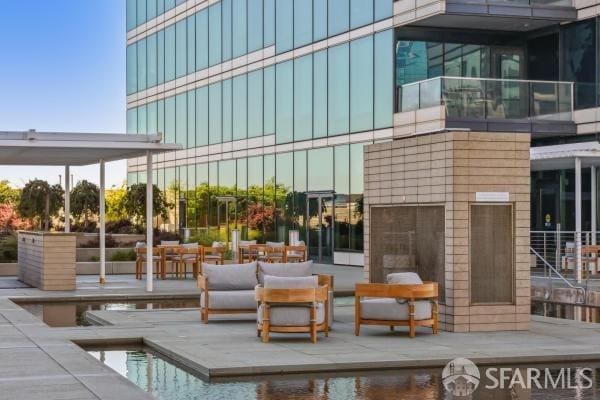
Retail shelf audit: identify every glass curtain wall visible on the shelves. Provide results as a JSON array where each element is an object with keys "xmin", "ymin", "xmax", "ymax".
[
  {"xmin": 127, "ymin": 30, "xmax": 394, "ymax": 146},
  {"xmin": 127, "ymin": 0, "xmax": 393, "ymax": 94},
  {"xmin": 129, "ymin": 144, "xmax": 367, "ymax": 251}
]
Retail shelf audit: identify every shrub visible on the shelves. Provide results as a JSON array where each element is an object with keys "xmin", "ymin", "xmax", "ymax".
[
  {"xmin": 109, "ymin": 249, "xmax": 136, "ymax": 262},
  {"xmin": 106, "ymin": 219, "xmax": 143, "ymax": 234},
  {"xmin": 188, "ymin": 230, "xmax": 223, "ymax": 247},
  {"xmin": 153, "ymin": 229, "xmax": 181, "ymax": 246},
  {"xmin": 79, "ymin": 235, "xmax": 118, "ymax": 249},
  {"xmin": 0, "ymin": 233, "xmax": 17, "ymax": 262}
]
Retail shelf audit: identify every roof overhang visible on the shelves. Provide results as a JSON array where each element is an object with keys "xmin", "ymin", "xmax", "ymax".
[
  {"xmin": 531, "ymin": 141, "xmax": 600, "ymax": 171},
  {"xmin": 0, "ymin": 131, "xmax": 181, "ymax": 166}
]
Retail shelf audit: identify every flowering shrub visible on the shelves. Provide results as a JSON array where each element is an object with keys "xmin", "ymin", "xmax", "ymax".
[{"xmin": 0, "ymin": 203, "xmax": 32, "ymax": 232}]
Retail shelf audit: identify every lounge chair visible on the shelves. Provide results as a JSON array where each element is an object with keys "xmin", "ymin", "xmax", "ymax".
[
  {"xmin": 255, "ymin": 275, "xmax": 330, "ymax": 343},
  {"xmin": 354, "ymin": 272, "xmax": 438, "ymax": 338}
]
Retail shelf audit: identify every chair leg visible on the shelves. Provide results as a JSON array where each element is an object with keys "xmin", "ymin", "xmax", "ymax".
[
  {"xmin": 390, "ymin": 325, "xmax": 394, "ymax": 332},
  {"xmin": 354, "ymin": 322, "xmax": 360, "ymax": 336},
  {"xmin": 310, "ymin": 306, "xmax": 317, "ymax": 343},
  {"xmin": 262, "ymin": 305, "xmax": 270, "ymax": 343},
  {"xmin": 408, "ymin": 302, "xmax": 416, "ymax": 338},
  {"xmin": 354, "ymin": 295, "xmax": 361, "ymax": 336},
  {"xmin": 202, "ymin": 308, "xmax": 209, "ymax": 324}
]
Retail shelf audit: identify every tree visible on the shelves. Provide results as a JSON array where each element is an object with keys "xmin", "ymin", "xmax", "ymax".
[
  {"xmin": 70, "ymin": 180, "xmax": 99, "ymax": 230},
  {"xmin": 123, "ymin": 183, "xmax": 171, "ymax": 224},
  {"xmin": 0, "ymin": 180, "xmax": 20, "ymax": 205},
  {"xmin": 18, "ymin": 179, "xmax": 64, "ymax": 231},
  {"xmin": 106, "ymin": 185, "xmax": 128, "ymax": 221},
  {"xmin": 0, "ymin": 204, "xmax": 32, "ymax": 232}
]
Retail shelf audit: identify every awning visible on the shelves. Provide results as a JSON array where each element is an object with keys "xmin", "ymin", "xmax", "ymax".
[{"xmin": 531, "ymin": 141, "xmax": 600, "ymax": 171}]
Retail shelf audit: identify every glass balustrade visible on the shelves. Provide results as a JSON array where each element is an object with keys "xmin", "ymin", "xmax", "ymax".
[{"xmin": 396, "ymin": 77, "xmax": 574, "ymax": 121}]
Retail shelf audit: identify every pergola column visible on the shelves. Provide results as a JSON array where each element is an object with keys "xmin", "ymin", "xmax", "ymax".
[
  {"xmin": 64, "ymin": 165, "xmax": 70, "ymax": 233},
  {"xmin": 575, "ymin": 157, "xmax": 582, "ymax": 283},
  {"xmin": 99, "ymin": 159, "xmax": 106, "ymax": 284},
  {"xmin": 146, "ymin": 150, "xmax": 154, "ymax": 292}
]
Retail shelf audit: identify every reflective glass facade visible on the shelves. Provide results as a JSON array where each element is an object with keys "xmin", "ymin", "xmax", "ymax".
[{"xmin": 126, "ymin": 1, "xmax": 394, "ymax": 256}]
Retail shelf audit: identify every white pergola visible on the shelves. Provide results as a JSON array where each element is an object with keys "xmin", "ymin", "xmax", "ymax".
[
  {"xmin": 0, "ymin": 131, "xmax": 181, "ymax": 291},
  {"xmin": 531, "ymin": 141, "xmax": 600, "ymax": 283}
]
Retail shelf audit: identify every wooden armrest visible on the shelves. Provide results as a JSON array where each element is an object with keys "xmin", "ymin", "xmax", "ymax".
[
  {"xmin": 315, "ymin": 274, "xmax": 334, "ymax": 291},
  {"xmin": 355, "ymin": 282, "xmax": 438, "ymax": 300},
  {"xmin": 256, "ymin": 286, "xmax": 328, "ymax": 303},
  {"xmin": 197, "ymin": 275, "xmax": 207, "ymax": 290}
]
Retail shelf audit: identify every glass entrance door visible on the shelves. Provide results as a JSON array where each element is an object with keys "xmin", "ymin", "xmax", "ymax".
[{"xmin": 306, "ymin": 193, "xmax": 334, "ymax": 263}]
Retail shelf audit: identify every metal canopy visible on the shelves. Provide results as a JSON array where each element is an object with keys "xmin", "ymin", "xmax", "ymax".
[
  {"xmin": 0, "ymin": 130, "xmax": 182, "ymax": 292},
  {"xmin": 0, "ymin": 131, "xmax": 179, "ymax": 165},
  {"xmin": 530, "ymin": 142, "xmax": 600, "ymax": 171}
]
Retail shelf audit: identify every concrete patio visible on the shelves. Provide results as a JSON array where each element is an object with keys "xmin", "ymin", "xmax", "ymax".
[{"xmin": 1, "ymin": 266, "xmax": 600, "ymax": 399}]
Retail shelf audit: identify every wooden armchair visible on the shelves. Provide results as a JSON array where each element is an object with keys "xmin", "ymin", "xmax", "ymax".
[
  {"xmin": 135, "ymin": 245, "xmax": 164, "ymax": 280},
  {"xmin": 255, "ymin": 275, "xmax": 330, "ymax": 343},
  {"xmin": 202, "ymin": 246, "xmax": 224, "ymax": 265},
  {"xmin": 355, "ymin": 279, "xmax": 438, "ymax": 338},
  {"xmin": 284, "ymin": 245, "xmax": 307, "ymax": 263},
  {"xmin": 173, "ymin": 243, "xmax": 202, "ymax": 279},
  {"xmin": 248, "ymin": 244, "xmax": 269, "ymax": 262}
]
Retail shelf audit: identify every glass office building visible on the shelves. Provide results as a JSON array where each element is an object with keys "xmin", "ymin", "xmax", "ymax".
[{"xmin": 127, "ymin": 0, "xmax": 600, "ymax": 263}]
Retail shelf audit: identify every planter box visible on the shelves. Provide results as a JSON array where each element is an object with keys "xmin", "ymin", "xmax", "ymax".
[
  {"xmin": 18, "ymin": 231, "xmax": 76, "ymax": 290},
  {"xmin": 76, "ymin": 233, "xmax": 145, "ymax": 248}
]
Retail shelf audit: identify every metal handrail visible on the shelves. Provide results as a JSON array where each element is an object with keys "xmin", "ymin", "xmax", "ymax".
[
  {"xmin": 399, "ymin": 75, "xmax": 575, "ymax": 87},
  {"xmin": 530, "ymin": 246, "xmax": 586, "ymax": 303}
]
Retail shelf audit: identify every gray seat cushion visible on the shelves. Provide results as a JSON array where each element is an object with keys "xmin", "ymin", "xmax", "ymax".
[
  {"xmin": 266, "ymin": 241, "xmax": 285, "ymax": 247},
  {"xmin": 360, "ymin": 298, "xmax": 432, "ymax": 321},
  {"xmin": 202, "ymin": 262, "xmax": 257, "ymax": 290},
  {"xmin": 201, "ymin": 290, "xmax": 256, "ymax": 310},
  {"xmin": 263, "ymin": 275, "xmax": 318, "ymax": 289},
  {"xmin": 258, "ymin": 260, "xmax": 313, "ymax": 284},
  {"xmin": 257, "ymin": 303, "xmax": 325, "ymax": 326},
  {"xmin": 386, "ymin": 272, "xmax": 423, "ymax": 285}
]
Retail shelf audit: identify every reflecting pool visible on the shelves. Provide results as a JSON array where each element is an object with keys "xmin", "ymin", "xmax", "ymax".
[
  {"xmin": 88, "ymin": 346, "xmax": 600, "ymax": 400},
  {"xmin": 18, "ymin": 298, "xmax": 199, "ymax": 327}
]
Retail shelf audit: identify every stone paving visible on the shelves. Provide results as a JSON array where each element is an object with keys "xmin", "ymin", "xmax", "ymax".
[{"xmin": 1, "ymin": 266, "xmax": 600, "ymax": 399}]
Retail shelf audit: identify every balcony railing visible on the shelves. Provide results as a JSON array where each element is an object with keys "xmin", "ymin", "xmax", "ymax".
[
  {"xmin": 394, "ymin": 0, "xmax": 572, "ymax": 6},
  {"xmin": 396, "ymin": 76, "xmax": 574, "ymax": 121}
]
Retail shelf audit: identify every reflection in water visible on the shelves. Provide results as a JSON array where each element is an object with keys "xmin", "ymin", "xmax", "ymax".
[
  {"xmin": 18, "ymin": 299, "xmax": 200, "ymax": 327},
  {"xmin": 88, "ymin": 347, "xmax": 600, "ymax": 400}
]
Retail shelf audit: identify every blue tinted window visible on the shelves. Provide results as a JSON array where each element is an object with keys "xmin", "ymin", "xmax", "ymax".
[
  {"xmin": 233, "ymin": 74, "xmax": 247, "ymax": 140},
  {"xmin": 165, "ymin": 25, "xmax": 175, "ymax": 81},
  {"xmin": 294, "ymin": 54, "xmax": 313, "ymax": 141},
  {"xmin": 233, "ymin": 0, "xmax": 247, "ymax": 58},
  {"xmin": 165, "ymin": 0, "xmax": 175, "ymax": 10},
  {"xmin": 196, "ymin": 87, "xmax": 208, "ymax": 146},
  {"xmin": 329, "ymin": 0, "xmax": 349, "ymax": 36},
  {"xmin": 147, "ymin": 0, "xmax": 157, "ymax": 20},
  {"xmin": 248, "ymin": 70, "xmax": 263, "ymax": 137},
  {"xmin": 187, "ymin": 91, "xmax": 196, "ymax": 148},
  {"xmin": 313, "ymin": 0, "xmax": 327, "ymax": 41},
  {"xmin": 147, "ymin": 101, "xmax": 158, "ymax": 134},
  {"xmin": 313, "ymin": 50, "xmax": 327, "ymax": 138},
  {"xmin": 147, "ymin": 34, "xmax": 157, "ymax": 87},
  {"xmin": 351, "ymin": 0, "xmax": 373, "ymax": 29},
  {"xmin": 222, "ymin": 79, "xmax": 233, "ymax": 142},
  {"xmin": 264, "ymin": 0, "xmax": 275, "ymax": 46},
  {"xmin": 294, "ymin": 0, "xmax": 312, "ymax": 48},
  {"xmin": 209, "ymin": 82, "xmax": 222, "ymax": 144},
  {"xmin": 137, "ymin": 38, "xmax": 147, "ymax": 91},
  {"xmin": 375, "ymin": 0, "xmax": 392, "ymax": 20},
  {"xmin": 137, "ymin": 0, "xmax": 146, "ymax": 26},
  {"xmin": 222, "ymin": 0, "xmax": 232, "ymax": 61},
  {"xmin": 126, "ymin": 44, "xmax": 137, "ymax": 94},
  {"xmin": 187, "ymin": 17, "xmax": 196, "ymax": 74},
  {"xmin": 276, "ymin": 61, "xmax": 293, "ymax": 143},
  {"xmin": 126, "ymin": 0, "xmax": 137, "ymax": 31},
  {"xmin": 350, "ymin": 36, "xmax": 373, "ymax": 132},
  {"xmin": 209, "ymin": 3, "xmax": 222, "ymax": 66},
  {"xmin": 308, "ymin": 147, "xmax": 333, "ymax": 191},
  {"xmin": 127, "ymin": 108, "xmax": 137, "ymax": 133},
  {"xmin": 264, "ymin": 66, "xmax": 275, "ymax": 134},
  {"xmin": 157, "ymin": 30, "xmax": 165, "ymax": 84},
  {"xmin": 175, "ymin": 20, "xmax": 187, "ymax": 78},
  {"xmin": 165, "ymin": 96, "xmax": 175, "ymax": 143},
  {"xmin": 276, "ymin": 0, "xmax": 293, "ymax": 53},
  {"xmin": 196, "ymin": 10, "xmax": 208, "ymax": 70},
  {"xmin": 176, "ymin": 0, "xmax": 186, "ymax": 5},
  {"xmin": 157, "ymin": 0, "xmax": 165, "ymax": 14},
  {"xmin": 248, "ymin": 0, "xmax": 263, "ymax": 52},
  {"xmin": 328, "ymin": 43, "xmax": 349, "ymax": 136},
  {"xmin": 374, "ymin": 29, "xmax": 393, "ymax": 128},
  {"xmin": 138, "ymin": 105, "xmax": 147, "ymax": 134}
]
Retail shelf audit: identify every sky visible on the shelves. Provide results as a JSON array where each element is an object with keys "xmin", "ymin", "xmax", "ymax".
[{"xmin": 0, "ymin": 0, "xmax": 126, "ymax": 188}]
